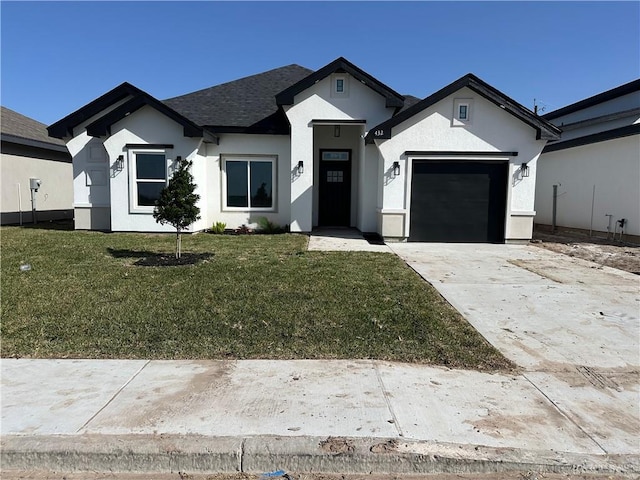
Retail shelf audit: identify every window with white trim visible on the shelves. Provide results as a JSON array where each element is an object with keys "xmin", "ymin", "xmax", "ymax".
[
  {"xmin": 129, "ymin": 150, "xmax": 167, "ymax": 212},
  {"xmin": 453, "ymin": 98, "xmax": 473, "ymax": 126},
  {"xmin": 330, "ymin": 74, "xmax": 349, "ymax": 98},
  {"xmin": 222, "ymin": 155, "xmax": 276, "ymax": 210}
]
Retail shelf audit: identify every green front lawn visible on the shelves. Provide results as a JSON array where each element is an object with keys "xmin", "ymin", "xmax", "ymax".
[{"xmin": 0, "ymin": 224, "xmax": 512, "ymax": 370}]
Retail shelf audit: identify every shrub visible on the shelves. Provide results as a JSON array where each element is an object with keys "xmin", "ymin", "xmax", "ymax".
[
  {"xmin": 235, "ymin": 224, "xmax": 253, "ymax": 235},
  {"xmin": 210, "ymin": 221, "xmax": 226, "ymax": 234},
  {"xmin": 256, "ymin": 217, "xmax": 285, "ymax": 234}
]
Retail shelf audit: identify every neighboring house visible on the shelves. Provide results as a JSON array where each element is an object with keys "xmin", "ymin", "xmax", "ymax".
[
  {"xmin": 536, "ymin": 79, "xmax": 640, "ymax": 241},
  {"xmin": 47, "ymin": 57, "xmax": 560, "ymax": 242},
  {"xmin": 1, "ymin": 106, "xmax": 73, "ymax": 225}
]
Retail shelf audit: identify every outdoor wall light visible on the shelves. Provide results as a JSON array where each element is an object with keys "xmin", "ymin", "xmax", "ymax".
[
  {"xmin": 297, "ymin": 161, "xmax": 304, "ymax": 174},
  {"xmin": 115, "ymin": 155, "xmax": 124, "ymax": 170},
  {"xmin": 393, "ymin": 161, "xmax": 401, "ymax": 177},
  {"xmin": 334, "ymin": 125, "xmax": 341, "ymax": 137},
  {"xmin": 176, "ymin": 156, "xmax": 182, "ymax": 162},
  {"xmin": 521, "ymin": 163, "xmax": 530, "ymax": 178}
]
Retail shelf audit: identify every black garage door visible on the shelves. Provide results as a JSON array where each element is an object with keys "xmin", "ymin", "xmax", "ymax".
[{"xmin": 409, "ymin": 161, "xmax": 508, "ymax": 243}]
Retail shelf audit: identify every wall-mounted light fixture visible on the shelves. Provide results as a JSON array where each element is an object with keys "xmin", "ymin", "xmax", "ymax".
[
  {"xmin": 393, "ymin": 161, "xmax": 401, "ymax": 177},
  {"xmin": 115, "ymin": 155, "xmax": 124, "ymax": 170},
  {"xmin": 334, "ymin": 125, "xmax": 341, "ymax": 137},
  {"xmin": 297, "ymin": 161, "xmax": 304, "ymax": 174},
  {"xmin": 176, "ymin": 155, "xmax": 182, "ymax": 162},
  {"xmin": 521, "ymin": 163, "xmax": 530, "ymax": 178}
]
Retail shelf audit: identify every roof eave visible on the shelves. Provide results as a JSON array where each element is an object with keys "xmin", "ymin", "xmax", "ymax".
[
  {"xmin": 465, "ymin": 77, "xmax": 561, "ymax": 140},
  {"xmin": 47, "ymin": 82, "xmax": 143, "ymax": 139},
  {"xmin": 1, "ymin": 133, "xmax": 70, "ymax": 153},
  {"xmin": 543, "ymin": 78, "xmax": 640, "ymax": 121}
]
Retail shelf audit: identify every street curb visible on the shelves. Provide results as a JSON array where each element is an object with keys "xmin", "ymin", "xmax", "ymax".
[{"xmin": 2, "ymin": 435, "xmax": 638, "ymax": 476}]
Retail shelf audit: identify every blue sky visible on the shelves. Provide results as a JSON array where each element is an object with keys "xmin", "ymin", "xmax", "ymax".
[{"xmin": 1, "ymin": 1, "xmax": 639, "ymax": 125}]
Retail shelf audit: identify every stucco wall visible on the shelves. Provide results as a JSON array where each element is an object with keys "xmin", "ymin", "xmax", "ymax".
[
  {"xmin": 104, "ymin": 105, "xmax": 204, "ymax": 232},
  {"xmin": 283, "ymin": 74, "xmax": 396, "ymax": 231},
  {"xmin": 65, "ymin": 96, "xmax": 136, "ymax": 230},
  {"xmin": 1, "ymin": 144, "xmax": 72, "ymax": 224},
  {"xmin": 535, "ymin": 135, "xmax": 640, "ymax": 237},
  {"xmin": 204, "ymin": 133, "xmax": 291, "ymax": 230},
  {"xmin": 375, "ymin": 87, "xmax": 546, "ymax": 240}
]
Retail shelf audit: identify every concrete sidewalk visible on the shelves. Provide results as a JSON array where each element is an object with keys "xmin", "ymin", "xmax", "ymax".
[
  {"xmin": 2, "ymin": 242, "xmax": 639, "ymax": 476},
  {"xmin": 2, "ymin": 358, "xmax": 638, "ymax": 475}
]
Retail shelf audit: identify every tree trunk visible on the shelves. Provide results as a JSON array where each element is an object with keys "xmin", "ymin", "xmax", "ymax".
[{"xmin": 176, "ymin": 228, "xmax": 181, "ymax": 259}]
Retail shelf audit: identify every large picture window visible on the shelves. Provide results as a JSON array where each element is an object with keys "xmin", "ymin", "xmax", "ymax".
[
  {"xmin": 223, "ymin": 156, "xmax": 275, "ymax": 210},
  {"xmin": 130, "ymin": 151, "xmax": 167, "ymax": 211}
]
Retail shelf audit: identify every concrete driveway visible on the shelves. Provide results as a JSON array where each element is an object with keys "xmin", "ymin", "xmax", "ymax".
[{"xmin": 389, "ymin": 242, "xmax": 640, "ymax": 454}]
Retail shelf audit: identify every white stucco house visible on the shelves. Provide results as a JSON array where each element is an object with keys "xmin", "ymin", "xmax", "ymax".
[
  {"xmin": 48, "ymin": 57, "xmax": 560, "ymax": 242},
  {"xmin": 535, "ymin": 79, "xmax": 640, "ymax": 241},
  {"xmin": 1, "ymin": 106, "xmax": 73, "ymax": 225}
]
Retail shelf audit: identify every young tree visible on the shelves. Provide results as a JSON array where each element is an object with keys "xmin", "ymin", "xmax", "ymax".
[{"xmin": 153, "ymin": 158, "xmax": 201, "ymax": 259}]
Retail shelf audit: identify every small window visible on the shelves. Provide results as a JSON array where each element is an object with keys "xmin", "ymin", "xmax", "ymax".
[
  {"xmin": 459, "ymin": 104, "xmax": 468, "ymax": 120},
  {"xmin": 321, "ymin": 151, "xmax": 349, "ymax": 161},
  {"xmin": 327, "ymin": 170, "xmax": 344, "ymax": 183},
  {"xmin": 223, "ymin": 156, "xmax": 276, "ymax": 210},
  {"xmin": 331, "ymin": 74, "xmax": 349, "ymax": 98},
  {"xmin": 453, "ymin": 98, "xmax": 473, "ymax": 126},
  {"xmin": 129, "ymin": 150, "xmax": 167, "ymax": 212}
]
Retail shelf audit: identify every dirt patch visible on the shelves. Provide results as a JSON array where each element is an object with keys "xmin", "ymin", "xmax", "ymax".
[
  {"xmin": 107, "ymin": 248, "xmax": 214, "ymax": 267},
  {"xmin": 507, "ymin": 259, "xmax": 564, "ymax": 283},
  {"xmin": 532, "ymin": 230, "xmax": 640, "ymax": 275},
  {"xmin": 318, "ymin": 436, "xmax": 355, "ymax": 454},
  {"xmin": 369, "ymin": 438, "xmax": 399, "ymax": 453}
]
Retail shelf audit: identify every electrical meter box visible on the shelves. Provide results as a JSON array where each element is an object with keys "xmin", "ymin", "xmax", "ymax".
[{"xmin": 29, "ymin": 178, "xmax": 41, "ymax": 191}]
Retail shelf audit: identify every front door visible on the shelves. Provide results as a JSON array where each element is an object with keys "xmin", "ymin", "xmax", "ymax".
[{"xmin": 318, "ymin": 149, "xmax": 351, "ymax": 226}]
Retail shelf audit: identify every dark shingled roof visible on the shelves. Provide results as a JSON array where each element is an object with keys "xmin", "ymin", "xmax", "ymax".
[
  {"xmin": 2, "ymin": 106, "xmax": 67, "ymax": 149},
  {"xmin": 398, "ymin": 95, "xmax": 422, "ymax": 113},
  {"xmin": 163, "ymin": 65, "xmax": 313, "ymax": 132}
]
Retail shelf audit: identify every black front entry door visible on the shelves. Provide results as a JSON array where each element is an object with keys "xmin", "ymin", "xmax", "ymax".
[{"xmin": 318, "ymin": 150, "xmax": 351, "ymax": 227}]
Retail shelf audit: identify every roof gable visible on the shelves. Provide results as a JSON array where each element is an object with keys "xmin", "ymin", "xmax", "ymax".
[
  {"xmin": 365, "ymin": 74, "xmax": 561, "ymax": 143},
  {"xmin": 85, "ymin": 93, "xmax": 216, "ymax": 142},
  {"xmin": 48, "ymin": 82, "xmax": 142, "ymax": 138},
  {"xmin": 275, "ymin": 57, "xmax": 405, "ymax": 109},
  {"xmin": 48, "ymin": 82, "xmax": 214, "ymax": 142},
  {"xmin": 543, "ymin": 79, "xmax": 640, "ymax": 121}
]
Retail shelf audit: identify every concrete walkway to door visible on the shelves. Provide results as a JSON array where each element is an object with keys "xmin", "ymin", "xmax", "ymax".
[
  {"xmin": 389, "ymin": 242, "xmax": 640, "ymax": 455},
  {"xmin": 308, "ymin": 228, "xmax": 392, "ymax": 252}
]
